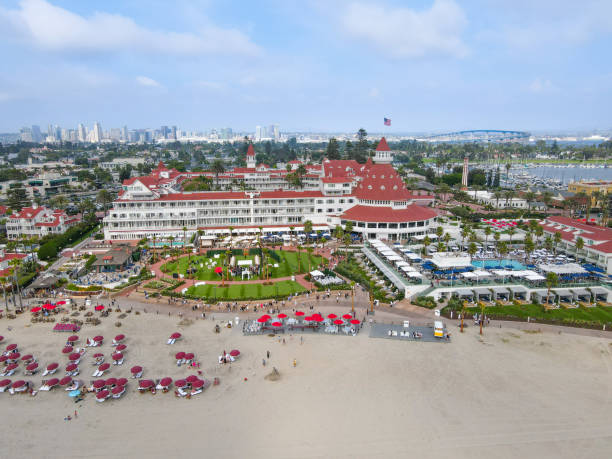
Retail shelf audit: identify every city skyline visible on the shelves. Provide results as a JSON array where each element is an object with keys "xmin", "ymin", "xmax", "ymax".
[{"xmin": 1, "ymin": 0, "xmax": 612, "ymax": 132}]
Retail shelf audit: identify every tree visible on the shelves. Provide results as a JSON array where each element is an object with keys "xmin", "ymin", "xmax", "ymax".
[
  {"xmin": 484, "ymin": 226, "xmax": 492, "ymax": 248},
  {"xmin": 553, "ymin": 231, "xmax": 562, "ymax": 254},
  {"xmin": 437, "ymin": 241, "xmax": 446, "ymax": 253},
  {"xmin": 498, "ymin": 241, "xmax": 508, "ymax": 260},
  {"xmin": 50, "ymin": 194, "xmax": 69, "ymax": 209},
  {"xmin": 507, "ymin": 227, "xmax": 516, "ymax": 246},
  {"xmin": 303, "ymin": 220, "xmax": 313, "ymax": 237},
  {"xmin": 296, "ymin": 244, "xmax": 303, "ymax": 273},
  {"xmin": 436, "ymin": 225, "xmax": 444, "ymax": 239},
  {"xmin": 353, "ymin": 128, "xmax": 369, "ymax": 163},
  {"xmin": 524, "ymin": 234, "xmax": 535, "ymax": 262},
  {"xmin": 326, "ymin": 138, "xmax": 340, "ymax": 160},
  {"xmin": 344, "ymin": 220, "xmax": 354, "ymax": 234},
  {"xmin": 343, "ymin": 234, "xmax": 352, "ymax": 256},
  {"xmin": 524, "ymin": 191, "xmax": 536, "ymax": 211},
  {"xmin": 210, "ymin": 159, "xmax": 225, "ymax": 188},
  {"xmin": 545, "ymin": 272, "xmax": 558, "ymax": 307},
  {"xmin": 460, "ymin": 225, "xmax": 471, "ymax": 251},
  {"xmin": 505, "ymin": 162, "xmax": 511, "ymax": 179},
  {"xmin": 96, "ymin": 189, "xmax": 113, "ymax": 211},
  {"xmin": 575, "ymin": 237, "xmax": 584, "ymax": 260},
  {"xmin": 333, "ymin": 225, "xmax": 344, "ymax": 241},
  {"xmin": 467, "ymin": 242, "xmax": 477, "ymax": 258},
  {"xmin": 38, "ymin": 241, "xmax": 58, "ymax": 261},
  {"xmin": 119, "ymin": 164, "xmax": 132, "ymax": 182}
]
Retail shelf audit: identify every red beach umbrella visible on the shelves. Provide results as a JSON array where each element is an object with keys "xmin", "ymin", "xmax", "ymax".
[
  {"xmin": 159, "ymin": 377, "xmax": 172, "ymax": 387},
  {"xmin": 350, "ymin": 319, "xmax": 360, "ymax": 325},
  {"xmin": 111, "ymin": 385, "xmax": 125, "ymax": 395},
  {"xmin": 65, "ymin": 363, "xmax": 78, "ymax": 372},
  {"xmin": 116, "ymin": 344, "xmax": 127, "ymax": 352},
  {"xmin": 93, "ymin": 380, "xmax": 106, "ymax": 390},
  {"xmin": 114, "ymin": 334, "xmax": 125, "ymax": 342},
  {"xmin": 31, "ymin": 306, "xmax": 42, "ymax": 313},
  {"xmin": 304, "ymin": 316, "xmax": 313, "ymax": 322},
  {"xmin": 21, "ymin": 354, "xmax": 33, "ymax": 362},
  {"xmin": 9, "ymin": 352, "xmax": 20, "ymax": 361},
  {"xmin": 68, "ymin": 353, "xmax": 80, "ymax": 361},
  {"xmin": 62, "ymin": 346, "xmax": 73, "ymax": 354},
  {"xmin": 139, "ymin": 379, "xmax": 154, "ymax": 389},
  {"xmin": 11, "ymin": 380, "xmax": 26, "ymax": 389},
  {"xmin": 43, "ymin": 304, "xmax": 56, "ymax": 310},
  {"xmin": 175, "ymin": 352, "xmax": 186, "ymax": 360},
  {"xmin": 185, "ymin": 375, "xmax": 198, "ymax": 383},
  {"xmin": 229, "ymin": 349, "xmax": 240, "ymax": 357},
  {"xmin": 26, "ymin": 362, "xmax": 38, "ymax": 372},
  {"xmin": 333, "ymin": 319, "xmax": 344, "ymax": 325},
  {"xmin": 67, "ymin": 335, "xmax": 78, "ymax": 343},
  {"xmin": 98, "ymin": 363, "xmax": 110, "ymax": 371},
  {"xmin": 6, "ymin": 363, "xmax": 18, "ymax": 371},
  {"xmin": 96, "ymin": 390, "xmax": 110, "ymax": 400},
  {"xmin": 56, "ymin": 300, "xmax": 66, "ymax": 305},
  {"xmin": 47, "ymin": 378, "xmax": 59, "ymax": 387},
  {"xmin": 170, "ymin": 332, "xmax": 181, "ymax": 340},
  {"xmin": 0, "ymin": 356, "xmax": 7, "ymax": 363},
  {"xmin": 93, "ymin": 353, "xmax": 104, "ymax": 358},
  {"xmin": 175, "ymin": 379, "xmax": 187, "ymax": 388},
  {"xmin": 6, "ymin": 344, "xmax": 17, "ymax": 351},
  {"xmin": 0, "ymin": 336, "xmax": 3, "ymax": 342},
  {"xmin": 295, "ymin": 311, "xmax": 305, "ymax": 316},
  {"xmin": 191, "ymin": 379, "xmax": 204, "ymax": 389},
  {"xmin": 184, "ymin": 353, "xmax": 194, "ymax": 360},
  {"xmin": 271, "ymin": 321, "xmax": 282, "ymax": 327},
  {"xmin": 214, "ymin": 266, "xmax": 223, "ymax": 274},
  {"xmin": 327, "ymin": 313, "xmax": 338, "ymax": 319},
  {"xmin": 0, "ymin": 379, "xmax": 11, "ymax": 387},
  {"xmin": 130, "ymin": 366, "xmax": 142, "ymax": 374},
  {"xmin": 342, "ymin": 314, "xmax": 352, "ymax": 320},
  {"xmin": 116, "ymin": 378, "xmax": 128, "ymax": 386},
  {"xmin": 312, "ymin": 316, "xmax": 324, "ymax": 323},
  {"xmin": 94, "ymin": 305, "xmax": 104, "ymax": 311},
  {"xmin": 105, "ymin": 377, "xmax": 117, "ymax": 387},
  {"xmin": 256, "ymin": 316, "xmax": 269, "ymax": 323},
  {"xmin": 112, "ymin": 353, "xmax": 123, "ymax": 361},
  {"xmin": 59, "ymin": 376, "xmax": 72, "ymax": 386},
  {"xmin": 93, "ymin": 336, "xmax": 103, "ymax": 342},
  {"xmin": 46, "ymin": 362, "xmax": 58, "ymax": 371},
  {"xmin": 277, "ymin": 313, "xmax": 288, "ymax": 319}
]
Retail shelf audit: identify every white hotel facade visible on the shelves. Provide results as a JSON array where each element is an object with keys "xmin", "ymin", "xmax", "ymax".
[{"xmin": 103, "ymin": 139, "xmax": 438, "ymax": 242}]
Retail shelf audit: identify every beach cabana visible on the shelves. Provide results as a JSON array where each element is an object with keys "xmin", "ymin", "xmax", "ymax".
[
  {"xmin": 589, "ymin": 287, "xmax": 609, "ymax": 303},
  {"xmin": 552, "ymin": 288, "xmax": 574, "ymax": 305},
  {"xmin": 570, "ymin": 288, "xmax": 591, "ymax": 303},
  {"xmin": 530, "ymin": 289, "xmax": 549, "ymax": 304},
  {"xmin": 472, "ymin": 287, "xmax": 492, "ymax": 302},
  {"xmin": 491, "ymin": 286, "xmax": 510, "ymax": 301},
  {"xmin": 508, "ymin": 285, "xmax": 528, "ymax": 300},
  {"xmin": 454, "ymin": 288, "xmax": 475, "ymax": 301}
]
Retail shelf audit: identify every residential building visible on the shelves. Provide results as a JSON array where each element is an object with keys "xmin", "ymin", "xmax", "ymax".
[
  {"xmin": 6, "ymin": 205, "xmax": 80, "ymax": 240},
  {"xmin": 471, "ymin": 190, "xmax": 528, "ymax": 209},
  {"xmin": 567, "ymin": 180, "xmax": 612, "ymax": 207}
]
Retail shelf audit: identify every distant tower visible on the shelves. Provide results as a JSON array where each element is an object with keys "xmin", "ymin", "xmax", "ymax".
[
  {"xmin": 461, "ymin": 157, "xmax": 469, "ymax": 190},
  {"xmin": 373, "ymin": 137, "xmax": 394, "ymax": 163},
  {"xmin": 246, "ymin": 144, "xmax": 256, "ymax": 168}
]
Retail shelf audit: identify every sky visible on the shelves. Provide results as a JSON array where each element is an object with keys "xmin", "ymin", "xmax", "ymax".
[{"xmin": 0, "ymin": 0, "xmax": 611, "ymax": 133}]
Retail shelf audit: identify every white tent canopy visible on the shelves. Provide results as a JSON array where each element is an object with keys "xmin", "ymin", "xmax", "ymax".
[
  {"xmin": 310, "ymin": 270, "xmax": 325, "ymax": 278},
  {"xmin": 538, "ymin": 263, "xmax": 586, "ymax": 275},
  {"xmin": 431, "ymin": 252, "xmax": 472, "ymax": 269}
]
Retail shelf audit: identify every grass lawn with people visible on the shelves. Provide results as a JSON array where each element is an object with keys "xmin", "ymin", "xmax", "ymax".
[{"xmin": 184, "ymin": 280, "xmax": 306, "ymax": 300}]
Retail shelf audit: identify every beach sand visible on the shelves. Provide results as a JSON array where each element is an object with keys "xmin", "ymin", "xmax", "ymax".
[{"xmin": 1, "ymin": 310, "xmax": 611, "ymax": 459}]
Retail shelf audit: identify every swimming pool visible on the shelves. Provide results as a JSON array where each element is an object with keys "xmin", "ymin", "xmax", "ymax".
[{"xmin": 472, "ymin": 259, "xmax": 527, "ymax": 270}]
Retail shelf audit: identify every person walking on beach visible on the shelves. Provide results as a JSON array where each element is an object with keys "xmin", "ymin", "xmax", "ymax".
[
  {"xmin": 293, "ymin": 359, "xmax": 297, "ymax": 367},
  {"xmin": 266, "ymin": 350, "xmax": 270, "ymax": 359}
]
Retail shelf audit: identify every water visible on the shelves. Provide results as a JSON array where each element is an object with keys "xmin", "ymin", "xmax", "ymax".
[
  {"xmin": 472, "ymin": 259, "xmax": 527, "ymax": 270},
  {"xmin": 151, "ymin": 241, "xmax": 184, "ymax": 247},
  {"xmin": 521, "ymin": 165, "xmax": 612, "ymax": 185}
]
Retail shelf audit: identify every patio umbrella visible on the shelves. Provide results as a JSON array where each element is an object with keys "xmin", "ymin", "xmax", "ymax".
[
  {"xmin": 6, "ymin": 344, "xmax": 17, "ymax": 352},
  {"xmin": 62, "ymin": 346, "xmax": 73, "ymax": 354},
  {"xmin": 0, "ymin": 356, "xmax": 7, "ymax": 363},
  {"xmin": 214, "ymin": 266, "xmax": 223, "ymax": 274},
  {"xmin": 130, "ymin": 366, "xmax": 142, "ymax": 374},
  {"xmin": 98, "ymin": 363, "xmax": 110, "ymax": 371},
  {"xmin": 277, "ymin": 313, "xmax": 288, "ymax": 319},
  {"xmin": 170, "ymin": 332, "xmax": 181, "ymax": 340},
  {"xmin": 111, "ymin": 386, "xmax": 125, "ymax": 395},
  {"xmin": 112, "ymin": 353, "xmax": 123, "ymax": 361},
  {"xmin": 191, "ymin": 379, "xmax": 204, "ymax": 389},
  {"xmin": 11, "ymin": 380, "xmax": 26, "ymax": 389},
  {"xmin": 21, "ymin": 354, "xmax": 33, "ymax": 362},
  {"xmin": 185, "ymin": 375, "xmax": 198, "ymax": 383},
  {"xmin": 96, "ymin": 390, "xmax": 110, "ymax": 400},
  {"xmin": 0, "ymin": 379, "xmax": 11, "ymax": 388},
  {"xmin": 304, "ymin": 316, "xmax": 313, "ymax": 322},
  {"xmin": 65, "ymin": 363, "xmax": 78, "ymax": 372},
  {"xmin": 116, "ymin": 344, "xmax": 127, "ymax": 352},
  {"xmin": 9, "ymin": 352, "xmax": 21, "ymax": 361},
  {"xmin": 312, "ymin": 316, "xmax": 324, "ymax": 323},
  {"xmin": 93, "ymin": 353, "xmax": 104, "ymax": 359},
  {"xmin": 30, "ymin": 306, "xmax": 42, "ymax": 313},
  {"xmin": 105, "ymin": 377, "xmax": 117, "ymax": 387},
  {"xmin": 59, "ymin": 376, "xmax": 72, "ymax": 386},
  {"xmin": 342, "ymin": 314, "xmax": 352, "ymax": 320},
  {"xmin": 114, "ymin": 334, "xmax": 125, "ymax": 342},
  {"xmin": 26, "ymin": 362, "xmax": 38, "ymax": 372},
  {"xmin": 93, "ymin": 336, "xmax": 103, "ymax": 343},
  {"xmin": 159, "ymin": 377, "xmax": 172, "ymax": 387},
  {"xmin": 93, "ymin": 380, "xmax": 106, "ymax": 390},
  {"xmin": 139, "ymin": 379, "xmax": 154, "ymax": 389},
  {"xmin": 294, "ymin": 311, "xmax": 305, "ymax": 316},
  {"xmin": 229, "ymin": 349, "xmax": 240, "ymax": 357},
  {"xmin": 184, "ymin": 353, "xmax": 194, "ymax": 360},
  {"xmin": 0, "ymin": 336, "xmax": 3, "ymax": 342},
  {"xmin": 175, "ymin": 352, "xmax": 186, "ymax": 360},
  {"xmin": 271, "ymin": 321, "xmax": 282, "ymax": 327},
  {"xmin": 333, "ymin": 319, "xmax": 344, "ymax": 325},
  {"xmin": 6, "ymin": 363, "xmax": 18, "ymax": 371},
  {"xmin": 56, "ymin": 300, "xmax": 66, "ymax": 305},
  {"xmin": 350, "ymin": 319, "xmax": 360, "ymax": 325},
  {"xmin": 94, "ymin": 305, "xmax": 104, "ymax": 311},
  {"xmin": 47, "ymin": 378, "xmax": 59, "ymax": 388},
  {"xmin": 42, "ymin": 304, "xmax": 56, "ymax": 310},
  {"xmin": 116, "ymin": 377, "xmax": 128, "ymax": 386},
  {"xmin": 327, "ymin": 314, "xmax": 338, "ymax": 319},
  {"xmin": 256, "ymin": 316, "xmax": 269, "ymax": 323},
  {"xmin": 46, "ymin": 362, "xmax": 58, "ymax": 371},
  {"xmin": 175, "ymin": 379, "xmax": 187, "ymax": 388},
  {"xmin": 67, "ymin": 335, "xmax": 78, "ymax": 343},
  {"xmin": 68, "ymin": 353, "xmax": 80, "ymax": 361}
]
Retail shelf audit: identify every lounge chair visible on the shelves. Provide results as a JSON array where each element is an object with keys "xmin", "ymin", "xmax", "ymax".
[
  {"xmin": 167, "ymin": 338, "xmax": 176, "ymax": 345},
  {"xmin": 92, "ymin": 369, "xmax": 103, "ymax": 377},
  {"xmin": 190, "ymin": 389, "xmax": 202, "ymax": 396},
  {"xmin": 1, "ymin": 369, "xmax": 15, "ymax": 377},
  {"xmin": 176, "ymin": 387, "xmax": 188, "ymax": 397},
  {"xmin": 131, "ymin": 371, "xmax": 142, "ymax": 379}
]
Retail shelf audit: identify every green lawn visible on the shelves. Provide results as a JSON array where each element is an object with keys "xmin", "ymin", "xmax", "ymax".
[
  {"xmin": 464, "ymin": 303, "xmax": 612, "ymax": 326},
  {"xmin": 185, "ymin": 280, "xmax": 306, "ymax": 300},
  {"xmin": 161, "ymin": 250, "xmax": 323, "ymax": 281}
]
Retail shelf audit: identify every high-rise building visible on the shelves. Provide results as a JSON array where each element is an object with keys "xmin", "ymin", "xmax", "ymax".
[
  {"xmin": 271, "ymin": 124, "xmax": 280, "ymax": 141},
  {"xmin": 78, "ymin": 124, "xmax": 86, "ymax": 142},
  {"xmin": 171, "ymin": 126, "xmax": 177, "ymax": 140},
  {"xmin": 92, "ymin": 122, "xmax": 103, "ymax": 143},
  {"xmin": 160, "ymin": 126, "xmax": 170, "ymax": 139},
  {"xmin": 19, "ymin": 127, "xmax": 33, "ymax": 142},
  {"xmin": 31, "ymin": 125, "xmax": 42, "ymax": 142},
  {"xmin": 122, "ymin": 125, "xmax": 128, "ymax": 142},
  {"xmin": 220, "ymin": 128, "xmax": 233, "ymax": 140}
]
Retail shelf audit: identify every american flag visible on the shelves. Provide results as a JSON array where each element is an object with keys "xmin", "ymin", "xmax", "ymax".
[{"xmin": 384, "ymin": 118, "xmax": 391, "ymax": 126}]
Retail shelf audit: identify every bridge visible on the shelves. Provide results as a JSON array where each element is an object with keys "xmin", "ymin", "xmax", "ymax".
[{"xmin": 417, "ymin": 130, "xmax": 530, "ymax": 143}]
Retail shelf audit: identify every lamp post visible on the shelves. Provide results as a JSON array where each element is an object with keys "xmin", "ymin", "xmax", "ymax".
[{"xmin": 351, "ymin": 281, "xmax": 355, "ymax": 314}]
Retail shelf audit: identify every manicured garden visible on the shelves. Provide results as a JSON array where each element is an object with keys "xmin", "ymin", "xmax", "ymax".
[
  {"xmin": 160, "ymin": 249, "xmax": 323, "ymax": 281},
  {"xmin": 183, "ymin": 280, "xmax": 306, "ymax": 300}
]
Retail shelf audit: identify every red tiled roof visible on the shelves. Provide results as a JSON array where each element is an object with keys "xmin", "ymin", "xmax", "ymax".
[
  {"xmin": 118, "ymin": 189, "xmax": 324, "ymax": 202},
  {"xmin": 544, "ymin": 216, "xmax": 612, "ymax": 242},
  {"xmin": 246, "ymin": 144, "xmax": 255, "ymax": 156},
  {"xmin": 375, "ymin": 137, "xmax": 390, "ymax": 151},
  {"xmin": 341, "ymin": 204, "xmax": 437, "ymax": 223},
  {"xmin": 0, "ymin": 253, "xmax": 26, "ymax": 263},
  {"xmin": 589, "ymin": 241, "xmax": 612, "ymax": 254},
  {"xmin": 321, "ymin": 177, "xmax": 353, "ymax": 183},
  {"xmin": 353, "ymin": 163, "xmax": 414, "ymax": 201},
  {"xmin": 9, "ymin": 206, "xmax": 45, "ymax": 220},
  {"xmin": 322, "ymin": 160, "xmax": 361, "ymax": 178}
]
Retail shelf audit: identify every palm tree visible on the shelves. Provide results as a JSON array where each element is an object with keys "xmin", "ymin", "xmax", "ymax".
[
  {"xmin": 507, "ymin": 227, "xmax": 516, "ymax": 246},
  {"xmin": 443, "ymin": 232, "xmax": 451, "ymax": 248},
  {"xmin": 545, "ymin": 272, "xmax": 558, "ymax": 307},
  {"xmin": 296, "ymin": 244, "xmax": 303, "ymax": 274},
  {"xmin": 553, "ymin": 231, "xmax": 562, "ymax": 254},
  {"xmin": 228, "ymin": 226, "xmax": 234, "ymax": 248},
  {"xmin": 437, "ymin": 241, "xmax": 445, "ymax": 253},
  {"xmin": 494, "ymin": 231, "xmax": 501, "ymax": 252},
  {"xmin": 467, "ymin": 242, "xmax": 477, "ymax": 259},
  {"xmin": 0, "ymin": 276, "xmax": 8, "ymax": 312},
  {"xmin": 196, "ymin": 229, "xmax": 203, "ymax": 255},
  {"xmin": 498, "ymin": 241, "xmax": 508, "ymax": 263},
  {"xmin": 210, "ymin": 159, "xmax": 225, "ymax": 189},
  {"xmin": 504, "ymin": 190, "xmax": 515, "ymax": 208},
  {"xmin": 343, "ymin": 233, "xmax": 351, "ymax": 257},
  {"xmin": 423, "ymin": 235, "xmax": 431, "ymax": 255},
  {"xmin": 534, "ymin": 224, "xmax": 543, "ymax": 245},
  {"xmin": 524, "ymin": 234, "xmax": 535, "ymax": 263},
  {"xmin": 575, "ymin": 237, "xmax": 584, "ymax": 261},
  {"xmin": 505, "ymin": 162, "xmax": 511, "ymax": 179},
  {"xmin": 303, "ymin": 220, "xmax": 313, "ymax": 238},
  {"xmin": 460, "ymin": 226, "xmax": 471, "ymax": 252},
  {"xmin": 306, "ymin": 246, "xmax": 314, "ymax": 276},
  {"xmin": 493, "ymin": 190, "xmax": 503, "ymax": 210},
  {"xmin": 544, "ymin": 236, "xmax": 553, "ymax": 252}
]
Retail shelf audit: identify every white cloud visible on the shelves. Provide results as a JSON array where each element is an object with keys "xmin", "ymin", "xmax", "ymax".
[
  {"xmin": 136, "ymin": 76, "xmax": 161, "ymax": 87},
  {"xmin": 339, "ymin": 0, "xmax": 468, "ymax": 59},
  {"xmin": 0, "ymin": 0, "xmax": 260, "ymax": 56},
  {"xmin": 528, "ymin": 78, "xmax": 557, "ymax": 93}
]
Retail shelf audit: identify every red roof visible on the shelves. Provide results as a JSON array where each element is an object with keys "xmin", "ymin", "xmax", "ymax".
[
  {"xmin": 375, "ymin": 137, "xmax": 390, "ymax": 151},
  {"xmin": 0, "ymin": 253, "xmax": 26, "ymax": 264},
  {"xmin": 321, "ymin": 177, "xmax": 353, "ymax": 183},
  {"xmin": 589, "ymin": 240, "xmax": 612, "ymax": 254},
  {"xmin": 246, "ymin": 144, "xmax": 255, "ymax": 156},
  {"xmin": 0, "ymin": 205, "xmax": 8, "ymax": 216},
  {"xmin": 9, "ymin": 206, "xmax": 45, "ymax": 220},
  {"xmin": 118, "ymin": 189, "xmax": 324, "ymax": 202},
  {"xmin": 322, "ymin": 160, "xmax": 361, "ymax": 178},
  {"xmin": 544, "ymin": 216, "xmax": 612, "ymax": 242},
  {"xmin": 341, "ymin": 204, "xmax": 437, "ymax": 223},
  {"xmin": 353, "ymin": 163, "xmax": 414, "ymax": 201}
]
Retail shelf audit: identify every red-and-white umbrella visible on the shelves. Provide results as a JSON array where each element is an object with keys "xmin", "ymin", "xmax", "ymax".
[
  {"xmin": 256, "ymin": 316, "xmax": 269, "ymax": 323},
  {"xmin": 65, "ymin": 363, "xmax": 78, "ymax": 372},
  {"xmin": 342, "ymin": 314, "xmax": 352, "ymax": 320},
  {"xmin": 42, "ymin": 304, "xmax": 56, "ymax": 310},
  {"xmin": 6, "ymin": 344, "xmax": 17, "ymax": 352},
  {"xmin": 6, "ymin": 363, "xmax": 18, "ymax": 371},
  {"xmin": 277, "ymin": 313, "xmax": 288, "ymax": 319},
  {"xmin": 59, "ymin": 376, "xmax": 72, "ymax": 386},
  {"xmin": 96, "ymin": 390, "xmax": 110, "ymax": 400},
  {"xmin": 191, "ymin": 379, "xmax": 204, "ymax": 389},
  {"xmin": 93, "ymin": 336, "xmax": 103, "ymax": 342},
  {"xmin": 111, "ymin": 385, "xmax": 125, "ymax": 395},
  {"xmin": 105, "ymin": 377, "xmax": 117, "ymax": 387},
  {"xmin": 185, "ymin": 375, "xmax": 198, "ymax": 383},
  {"xmin": 31, "ymin": 306, "xmax": 42, "ymax": 313},
  {"xmin": 0, "ymin": 379, "xmax": 11, "ymax": 388},
  {"xmin": 112, "ymin": 353, "xmax": 123, "ymax": 361},
  {"xmin": 295, "ymin": 311, "xmax": 305, "ymax": 316},
  {"xmin": 93, "ymin": 353, "xmax": 104, "ymax": 359},
  {"xmin": 93, "ymin": 380, "xmax": 106, "ymax": 390},
  {"xmin": 229, "ymin": 349, "xmax": 240, "ymax": 357},
  {"xmin": 116, "ymin": 377, "xmax": 128, "ymax": 386},
  {"xmin": 46, "ymin": 362, "xmax": 58, "ymax": 371},
  {"xmin": 98, "ymin": 363, "xmax": 110, "ymax": 371},
  {"xmin": 11, "ymin": 380, "xmax": 26, "ymax": 389},
  {"xmin": 333, "ymin": 319, "xmax": 344, "ymax": 325},
  {"xmin": 175, "ymin": 352, "xmax": 185, "ymax": 360},
  {"xmin": 94, "ymin": 305, "xmax": 104, "ymax": 311},
  {"xmin": 21, "ymin": 354, "xmax": 33, "ymax": 362},
  {"xmin": 115, "ymin": 344, "xmax": 127, "ymax": 352},
  {"xmin": 114, "ymin": 334, "xmax": 125, "ymax": 342},
  {"xmin": 0, "ymin": 356, "xmax": 7, "ymax": 363},
  {"xmin": 8, "ymin": 353, "xmax": 20, "ymax": 361},
  {"xmin": 56, "ymin": 300, "xmax": 66, "ymax": 305},
  {"xmin": 26, "ymin": 362, "xmax": 38, "ymax": 372},
  {"xmin": 62, "ymin": 346, "xmax": 73, "ymax": 354},
  {"xmin": 214, "ymin": 266, "xmax": 223, "ymax": 274},
  {"xmin": 68, "ymin": 353, "xmax": 80, "ymax": 361},
  {"xmin": 159, "ymin": 377, "xmax": 172, "ymax": 387},
  {"xmin": 350, "ymin": 319, "xmax": 360, "ymax": 325},
  {"xmin": 130, "ymin": 366, "xmax": 142, "ymax": 374},
  {"xmin": 67, "ymin": 335, "xmax": 78, "ymax": 343},
  {"xmin": 184, "ymin": 352, "xmax": 194, "ymax": 360},
  {"xmin": 271, "ymin": 321, "xmax": 282, "ymax": 327},
  {"xmin": 304, "ymin": 316, "xmax": 313, "ymax": 322},
  {"xmin": 327, "ymin": 313, "xmax": 338, "ymax": 319},
  {"xmin": 170, "ymin": 332, "xmax": 181, "ymax": 340},
  {"xmin": 175, "ymin": 379, "xmax": 187, "ymax": 388},
  {"xmin": 47, "ymin": 378, "xmax": 59, "ymax": 388},
  {"xmin": 139, "ymin": 379, "xmax": 154, "ymax": 389}
]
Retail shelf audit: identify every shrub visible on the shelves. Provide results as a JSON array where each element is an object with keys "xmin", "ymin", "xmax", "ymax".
[{"xmin": 38, "ymin": 241, "xmax": 58, "ymax": 261}]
